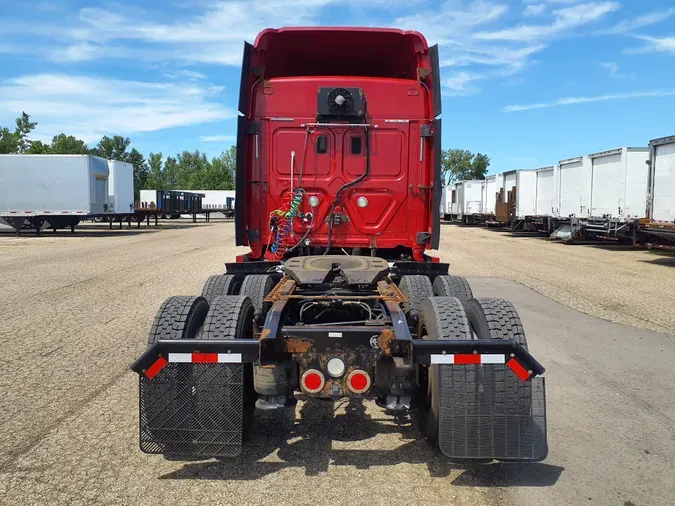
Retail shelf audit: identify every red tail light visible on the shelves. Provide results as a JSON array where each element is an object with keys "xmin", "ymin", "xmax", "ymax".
[
  {"xmin": 301, "ymin": 369, "xmax": 325, "ymax": 394},
  {"xmin": 347, "ymin": 370, "xmax": 371, "ymax": 394}
]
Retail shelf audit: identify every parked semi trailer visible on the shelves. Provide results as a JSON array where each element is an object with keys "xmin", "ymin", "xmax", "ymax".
[
  {"xmin": 636, "ymin": 135, "xmax": 675, "ymax": 250},
  {"xmin": 0, "ymin": 154, "xmax": 109, "ymax": 234},
  {"xmin": 132, "ymin": 27, "xmax": 547, "ymax": 463},
  {"xmin": 483, "ymin": 173, "xmax": 503, "ymax": 223},
  {"xmin": 455, "ymin": 179, "xmax": 485, "ymax": 224},
  {"xmin": 439, "ymin": 184, "xmax": 455, "ymax": 220},
  {"xmin": 552, "ymin": 148, "xmax": 649, "ymax": 242},
  {"xmin": 494, "ymin": 167, "xmax": 557, "ymax": 232},
  {"xmin": 175, "ymin": 189, "xmax": 236, "ymax": 218}
]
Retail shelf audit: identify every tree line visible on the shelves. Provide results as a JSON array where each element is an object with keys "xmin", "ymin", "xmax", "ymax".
[
  {"xmin": 1, "ymin": 112, "xmax": 489, "ymax": 198},
  {"xmin": 0, "ymin": 113, "xmax": 235, "ymax": 200}
]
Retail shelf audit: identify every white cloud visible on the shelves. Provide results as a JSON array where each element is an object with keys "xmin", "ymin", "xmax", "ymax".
[
  {"xmin": 600, "ymin": 8, "xmax": 675, "ymax": 35},
  {"xmin": 625, "ymin": 35, "xmax": 675, "ymax": 55},
  {"xmin": 476, "ymin": 2, "xmax": 619, "ymax": 42},
  {"xmin": 600, "ymin": 61, "xmax": 631, "ymax": 79},
  {"xmin": 200, "ymin": 135, "xmax": 236, "ymax": 142},
  {"xmin": 0, "ymin": 74, "xmax": 234, "ymax": 143},
  {"xmin": 503, "ymin": 90, "xmax": 675, "ymax": 112},
  {"xmin": 524, "ymin": 4, "xmax": 547, "ymax": 16}
]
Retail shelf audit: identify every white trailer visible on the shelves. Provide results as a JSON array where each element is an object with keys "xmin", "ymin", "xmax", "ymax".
[
  {"xmin": 484, "ymin": 173, "xmax": 503, "ymax": 217},
  {"xmin": 557, "ymin": 156, "xmax": 591, "ymax": 218},
  {"xmin": 502, "ymin": 169, "xmax": 538, "ymax": 219},
  {"xmin": 0, "ymin": 154, "xmax": 109, "ymax": 234},
  {"xmin": 108, "ymin": 160, "xmax": 135, "ymax": 214},
  {"xmin": 588, "ymin": 147, "xmax": 649, "ymax": 220},
  {"xmin": 440, "ymin": 184, "xmax": 455, "ymax": 219},
  {"xmin": 535, "ymin": 167, "xmax": 556, "ymax": 217},
  {"xmin": 648, "ymin": 136, "xmax": 675, "ymax": 222},
  {"xmin": 455, "ymin": 180, "xmax": 484, "ymax": 223}
]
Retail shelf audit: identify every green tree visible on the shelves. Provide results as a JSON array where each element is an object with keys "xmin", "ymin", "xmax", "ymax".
[
  {"xmin": 91, "ymin": 135, "xmax": 131, "ymax": 160},
  {"xmin": 209, "ymin": 146, "xmax": 236, "ymax": 190},
  {"xmin": 127, "ymin": 148, "xmax": 148, "ymax": 200},
  {"xmin": 441, "ymin": 148, "xmax": 491, "ymax": 183},
  {"xmin": 176, "ymin": 150, "xmax": 210, "ymax": 189},
  {"xmin": 163, "ymin": 156, "xmax": 178, "ymax": 189},
  {"xmin": 146, "ymin": 152, "xmax": 165, "ymax": 189},
  {"xmin": 14, "ymin": 112, "xmax": 38, "ymax": 153},
  {"xmin": 50, "ymin": 134, "xmax": 90, "ymax": 154},
  {"xmin": 26, "ymin": 140, "xmax": 52, "ymax": 154},
  {"xmin": 0, "ymin": 112, "xmax": 37, "ymax": 154}
]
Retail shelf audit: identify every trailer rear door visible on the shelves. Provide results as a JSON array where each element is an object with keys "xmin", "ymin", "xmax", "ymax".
[
  {"xmin": 559, "ymin": 158, "xmax": 589, "ymax": 217},
  {"xmin": 535, "ymin": 169, "xmax": 555, "ymax": 216},
  {"xmin": 590, "ymin": 150, "xmax": 624, "ymax": 217},
  {"xmin": 652, "ymin": 141, "xmax": 675, "ymax": 222}
]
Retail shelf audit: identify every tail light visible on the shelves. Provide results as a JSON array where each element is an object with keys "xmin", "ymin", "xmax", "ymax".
[
  {"xmin": 347, "ymin": 370, "xmax": 371, "ymax": 394},
  {"xmin": 301, "ymin": 369, "xmax": 325, "ymax": 394}
]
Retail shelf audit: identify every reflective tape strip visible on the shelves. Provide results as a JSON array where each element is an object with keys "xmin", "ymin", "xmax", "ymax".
[
  {"xmin": 168, "ymin": 353, "xmax": 192, "ymax": 363},
  {"xmin": 430, "ymin": 354, "xmax": 506, "ymax": 365},
  {"xmin": 167, "ymin": 352, "xmax": 242, "ymax": 363},
  {"xmin": 217, "ymin": 353, "xmax": 242, "ymax": 363}
]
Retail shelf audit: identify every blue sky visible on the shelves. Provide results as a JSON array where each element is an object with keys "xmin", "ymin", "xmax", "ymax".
[{"xmin": 1, "ymin": 0, "xmax": 674, "ymax": 173}]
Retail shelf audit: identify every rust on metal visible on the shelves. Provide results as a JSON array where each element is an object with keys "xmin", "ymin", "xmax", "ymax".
[
  {"xmin": 283, "ymin": 337, "xmax": 314, "ymax": 353},
  {"xmin": 264, "ymin": 278, "xmax": 297, "ymax": 302},
  {"xmin": 378, "ymin": 328, "xmax": 396, "ymax": 356},
  {"xmin": 259, "ymin": 328, "xmax": 272, "ymax": 341}
]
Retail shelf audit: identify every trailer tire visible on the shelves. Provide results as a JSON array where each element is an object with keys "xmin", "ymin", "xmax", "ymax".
[
  {"xmin": 239, "ymin": 274, "xmax": 275, "ymax": 314},
  {"xmin": 417, "ymin": 296, "xmax": 472, "ymax": 444},
  {"xmin": 147, "ymin": 295, "xmax": 209, "ymax": 346},
  {"xmin": 432, "ymin": 275, "xmax": 473, "ymax": 300},
  {"xmin": 201, "ymin": 274, "xmax": 241, "ymax": 303},
  {"xmin": 202, "ymin": 295, "xmax": 256, "ymax": 439},
  {"xmin": 399, "ymin": 275, "xmax": 433, "ymax": 328}
]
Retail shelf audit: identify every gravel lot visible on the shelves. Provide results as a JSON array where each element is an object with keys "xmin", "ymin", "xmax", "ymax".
[
  {"xmin": 0, "ymin": 220, "xmax": 673, "ymax": 506},
  {"xmin": 436, "ymin": 223, "xmax": 675, "ymax": 335}
]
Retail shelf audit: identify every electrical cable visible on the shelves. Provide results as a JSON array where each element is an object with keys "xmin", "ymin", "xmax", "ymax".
[{"xmin": 324, "ymin": 97, "xmax": 370, "ymax": 254}]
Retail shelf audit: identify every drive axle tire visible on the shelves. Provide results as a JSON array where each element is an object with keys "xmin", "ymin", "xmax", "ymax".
[
  {"xmin": 463, "ymin": 297, "xmax": 532, "ymax": 435},
  {"xmin": 201, "ymin": 274, "xmax": 240, "ymax": 303},
  {"xmin": 143, "ymin": 296, "xmax": 209, "ymax": 458},
  {"xmin": 399, "ymin": 275, "xmax": 433, "ymax": 328},
  {"xmin": 239, "ymin": 274, "xmax": 275, "ymax": 314},
  {"xmin": 433, "ymin": 275, "xmax": 473, "ymax": 300},
  {"xmin": 147, "ymin": 295, "xmax": 209, "ymax": 345},
  {"xmin": 417, "ymin": 296, "xmax": 472, "ymax": 444}
]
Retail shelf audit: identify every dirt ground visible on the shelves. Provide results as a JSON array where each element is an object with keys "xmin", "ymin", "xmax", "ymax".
[
  {"xmin": 0, "ymin": 220, "xmax": 673, "ymax": 506},
  {"xmin": 435, "ymin": 222, "xmax": 675, "ymax": 335}
]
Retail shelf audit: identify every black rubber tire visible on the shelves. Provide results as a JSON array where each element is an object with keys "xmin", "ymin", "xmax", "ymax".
[
  {"xmin": 201, "ymin": 274, "xmax": 240, "ymax": 303},
  {"xmin": 417, "ymin": 296, "xmax": 472, "ymax": 443},
  {"xmin": 202, "ymin": 295, "xmax": 257, "ymax": 439},
  {"xmin": 239, "ymin": 274, "xmax": 275, "ymax": 313},
  {"xmin": 463, "ymin": 298, "xmax": 528, "ymax": 349},
  {"xmin": 463, "ymin": 297, "xmax": 531, "ymax": 421},
  {"xmin": 433, "ymin": 275, "xmax": 473, "ymax": 300},
  {"xmin": 399, "ymin": 275, "xmax": 433, "ymax": 327},
  {"xmin": 144, "ymin": 296, "xmax": 209, "ymax": 458},
  {"xmin": 238, "ymin": 275, "xmax": 293, "ymax": 399},
  {"xmin": 147, "ymin": 295, "xmax": 209, "ymax": 346}
]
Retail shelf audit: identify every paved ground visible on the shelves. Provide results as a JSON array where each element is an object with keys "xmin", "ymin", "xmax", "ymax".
[{"xmin": 0, "ymin": 221, "xmax": 673, "ymax": 506}]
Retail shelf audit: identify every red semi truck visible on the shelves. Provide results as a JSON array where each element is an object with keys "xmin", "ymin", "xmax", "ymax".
[{"xmin": 132, "ymin": 27, "xmax": 547, "ymax": 462}]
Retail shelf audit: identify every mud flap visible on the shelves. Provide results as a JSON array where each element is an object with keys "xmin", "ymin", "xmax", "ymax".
[
  {"xmin": 437, "ymin": 366, "xmax": 547, "ymax": 461},
  {"xmin": 139, "ymin": 362, "xmax": 244, "ymax": 457}
]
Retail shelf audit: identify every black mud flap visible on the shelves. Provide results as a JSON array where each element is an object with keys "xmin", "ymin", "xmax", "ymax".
[
  {"xmin": 437, "ymin": 367, "xmax": 547, "ymax": 461},
  {"xmin": 139, "ymin": 362, "xmax": 244, "ymax": 457}
]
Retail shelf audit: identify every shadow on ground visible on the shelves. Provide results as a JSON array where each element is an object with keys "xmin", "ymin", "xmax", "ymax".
[{"xmin": 160, "ymin": 398, "xmax": 564, "ymax": 486}]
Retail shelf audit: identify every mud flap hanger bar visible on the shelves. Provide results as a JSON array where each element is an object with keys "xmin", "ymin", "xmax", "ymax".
[{"xmin": 132, "ymin": 337, "xmax": 545, "ymax": 380}]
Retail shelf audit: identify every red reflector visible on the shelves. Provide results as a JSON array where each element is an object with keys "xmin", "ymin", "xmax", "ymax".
[
  {"xmin": 304, "ymin": 372, "xmax": 323, "ymax": 391},
  {"xmin": 192, "ymin": 352, "xmax": 218, "ymax": 363},
  {"xmin": 454, "ymin": 354, "xmax": 481, "ymax": 365},
  {"xmin": 350, "ymin": 372, "xmax": 368, "ymax": 391},
  {"xmin": 507, "ymin": 358, "xmax": 531, "ymax": 381},
  {"xmin": 145, "ymin": 356, "xmax": 167, "ymax": 380}
]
